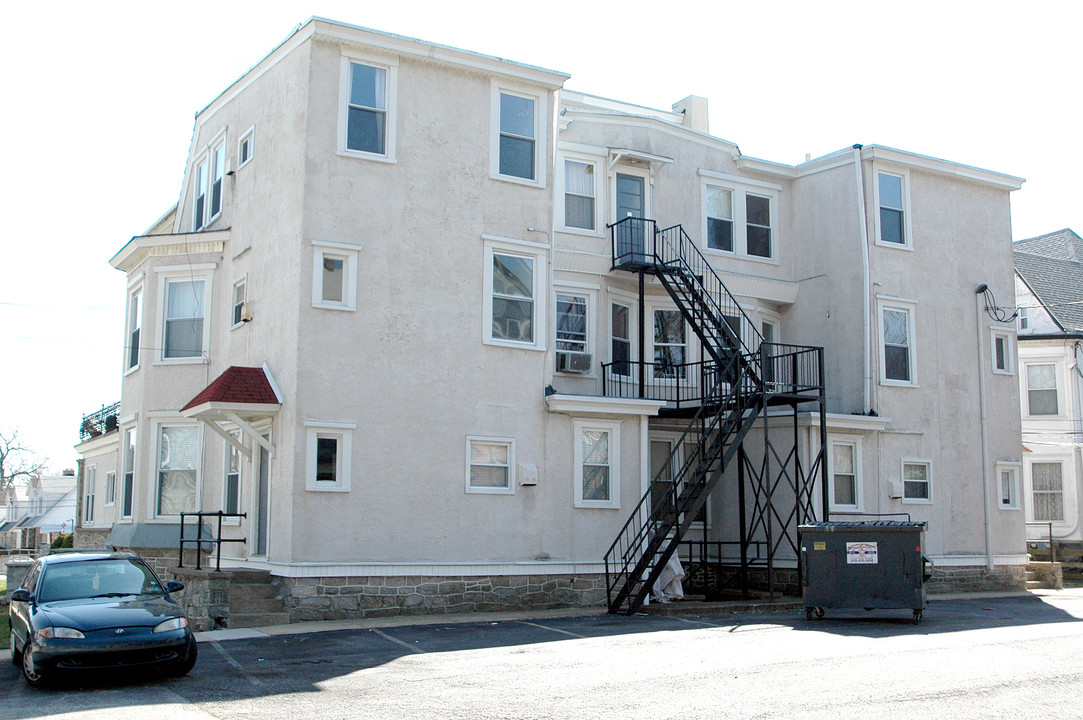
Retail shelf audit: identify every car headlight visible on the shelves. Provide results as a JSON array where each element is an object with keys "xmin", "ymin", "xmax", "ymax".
[
  {"xmin": 36, "ymin": 626, "xmax": 85, "ymax": 640},
  {"xmin": 153, "ymin": 617, "xmax": 190, "ymax": 633}
]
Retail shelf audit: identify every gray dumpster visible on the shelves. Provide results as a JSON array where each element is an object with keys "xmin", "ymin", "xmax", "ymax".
[{"xmin": 799, "ymin": 521, "xmax": 929, "ymax": 623}]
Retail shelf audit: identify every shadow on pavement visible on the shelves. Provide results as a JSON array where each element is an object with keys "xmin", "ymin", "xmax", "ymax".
[{"xmin": 1, "ymin": 593, "xmax": 1079, "ymax": 716}]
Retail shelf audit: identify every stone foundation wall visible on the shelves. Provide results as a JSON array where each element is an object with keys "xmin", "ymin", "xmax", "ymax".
[
  {"xmin": 1026, "ymin": 562, "xmax": 1063, "ymax": 590},
  {"xmin": 283, "ymin": 573, "xmax": 608, "ymax": 622},
  {"xmin": 73, "ymin": 528, "xmax": 112, "ymax": 549},
  {"xmin": 925, "ymin": 565, "xmax": 1026, "ymax": 593},
  {"xmin": 170, "ymin": 567, "xmax": 233, "ymax": 631}
]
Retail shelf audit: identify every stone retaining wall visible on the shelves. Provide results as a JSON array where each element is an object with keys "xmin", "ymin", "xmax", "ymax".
[
  {"xmin": 170, "ymin": 567, "xmax": 233, "ymax": 631},
  {"xmin": 925, "ymin": 565, "xmax": 1026, "ymax": 593},
  {"xmin": 73, "ymin": 528, "xmax": 112, "ymax": 549},
  {"xmin": 283, "ymin": 573, "xmax": 608, "ymax": 622}
]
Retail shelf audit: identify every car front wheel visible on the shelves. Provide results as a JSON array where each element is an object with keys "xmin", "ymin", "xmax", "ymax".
[{"xmin": 22, "ymin": 646, "xmax": 49, "ymax": 688}]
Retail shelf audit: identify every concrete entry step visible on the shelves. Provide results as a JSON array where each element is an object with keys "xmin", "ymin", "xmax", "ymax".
[
  {"xmin": 226, "ymin": 568, "xmax": 288, "ymax": 628},
  {"xmin": 229, "ymin": 568, "xmax": 278, "ymax": 584},
  {"xmin": 230, "ymin": 597, "xmax": 287, "ymax": 615}
]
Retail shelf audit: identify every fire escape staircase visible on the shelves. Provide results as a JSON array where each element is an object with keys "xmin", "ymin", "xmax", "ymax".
[{"xmin": 604, "ymin": 219, "xmax": 771, "ymax": 615}]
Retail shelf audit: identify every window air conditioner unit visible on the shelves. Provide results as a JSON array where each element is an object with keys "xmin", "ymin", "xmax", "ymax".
[{"xmin": 557, "ymin": 352, "xmax": 592, "ymax": 373}]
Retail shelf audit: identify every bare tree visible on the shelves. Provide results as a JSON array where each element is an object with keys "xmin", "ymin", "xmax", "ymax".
[{"xmin": 0, "ymin": 428, "xmax": 49, "ymax": 494}]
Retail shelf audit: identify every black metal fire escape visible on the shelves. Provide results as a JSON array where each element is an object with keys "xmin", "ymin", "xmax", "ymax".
[{"xmin": 603, "ymin": 218, "xmax": 827, "ymax": 615}]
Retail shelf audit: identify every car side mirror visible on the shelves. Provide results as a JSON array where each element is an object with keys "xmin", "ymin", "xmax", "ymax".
[
  {"xmin": 165, "ymin": 580, "xmax": 185, "ymax": 594},
  {"xmin": 10, "ymin": 588, "xmax": 31, "ymax": 603}
]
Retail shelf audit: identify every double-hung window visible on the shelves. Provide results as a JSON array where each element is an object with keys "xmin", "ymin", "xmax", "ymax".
[
  {"xmin": 162, "ymin": 277, "xmax": 208, "ymax": 360},
  {"xmin": 1031, "ymin": 462, "xmax": 1063, "ymax": 521},
  {"xmin": 574, "ymin": 420, "xmax": 620, "ymax": 508},
  {"xmin": 484, "ymin": 240, "xmax": 546, "ymax": 350},
  {"xmin": 876, "ymin": 171, "xmax": 909, "ymax": 248},
  {"xmin": 706, "ymin": 187, "xmax": 733, "ymax": 252},
  {"xmin": 556, "ymin": 293, "xmax": 588, "ymax": 355},
  {"xmin": 305, "ymin": 422, "xmax": 353, "ymax": 492},
  {"xmin": 466, "ymin": 437, "xmax": 515, "ymax": 494},
  {"xmin": 238, "ymin": 128, "xmax": 254, "ymax": 169},
  {"xmin": 121, "ymin": 428, "xmax": 135, "ymax": 519},
  {"xmin": 654, "ymin": 309, "xmax": 686, "ymax": 381},
  {"xmin": 84, "ymin": 466, "xmax": 96, "ymax": 524},
  {"xmin": 105, "ymin": 471, "xmax": 116, "ymax": 506},
  {"xmin": 126, "ymin": 286, "xmax": 142, "ymax": 371},
  {"xmin": 611, "ymin": 302, "xmax": 632, "ymax": 378},
  {"xmin": 156, "ymin": 424, "xmax": 201, "ymax": 516},
  {"xmin": 879, "ymin": 300, "xmax": 917, "ymax": 385},
  {"xmin": 564, "ymin": 159, "xmax": 597, "ymax": 231},
  {"xmin": 745, "ymin": 194, "xmax": 772, "ymax": 258},
  {"xmin": 829, "ymin": 439, "xmax": 861, "ymax": 511},
  {"xmin": 224, "ymin": 433, "xmax": 242, "ymax": 515},
  {"xmin": 1025, "ymin": 363, "xmax": 1058, "ymax": 415},
  {"xmin": 902, "ymin": 460, "xmax": 932, "ymax": 502},
  {"xmin": 491, "ymin": 84, "xmax": 544, "ymax": 185},
  {"xmin": 232, "ymin": 278, "xmax": 247, "ymax": 327},
  {"xmin": 499, "ymin": 92, "xmax": 535, "ymax": 180},
  {"xmin": 346, "ymin": 62, "xmax": 387, "ymax": 154}
]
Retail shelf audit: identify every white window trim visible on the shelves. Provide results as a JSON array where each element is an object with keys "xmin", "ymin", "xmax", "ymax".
[
  {"xmin": 574, "ymin": 419, "xmax": 621, "ymax": 509},
  {"xmin": 990, "ymin": 327, "xmax": 1016, "ymax": 375},
  {"xmin": 1022, "ymin": 360, "xmax": 1064, "ymax": 418},
  {"xmin": 558, "ymin": 152, "xmax": 604, "ymax": 236},
  {"xmin": 337, "ymin": 51, "xmax": 398, "ymax": 163},
  {"xmin": 483, "ymin": 238, "xmax": 547, "ymax": 351},
  {"xmin": 873, "ymin": 166, "xmax": 913, "ymax": 250},
  {"xmin": 877, "ymin": 298, "xmax": 919, "ymax": 387},
  {"xmin": 304, "ymin": 421, "xmax": 355, "ymax": 492},
  {"xmin": 1025, "ymin": 456, "xmax": 1074, "ymax": 526},
  {"xmin": 222, "ymin": 430, "xmax": 243, "ymax": 525},
  {"xmin": 237, "ymin": 126, "xmax": 254, "ymax": 170},
  {"xmin": 554, "ymin": 287, "xmax": 597, "ymax": 377},
  {"xmin": 232, "ymin": 275, "xmax": 248, "ymax": 329},
  {"xmin": 312, "ymin": 241, "xmax": 360, "ymax": 311},
  {"xmin": 151, "ymin": 421, "xmax": 204, "ymax": 520},
  {"xmin": 190, "ymin": 128, "xmax": 229, "ymax": 232},
  {"xmin": 609, "ymin": 289, "xmax": 638, "ymax": 378},
  {"xmin": 125, "ymin": 281, "xmax": 144, "ymax": 375},
  {"xmin": 490, "ymin": 81, "xmax": 547, "ymax": 187},
  {"xmin": 104, "ymin": 471, "xmax": 116, "ymax": 507},
  {"xmin": 827, "ymin": 436, "xmax": 863, "ymax": 513},
  {"xmin": 900, "ymin": 458, "xmax": 933, "ymax": 504},
  {"xmin": 650, "ymin": 432, "xmax": 710, "ymax": 529},
  {"xmin": 156, "ymin": 267, "xmax": 215, "ymax": 365},
  {"xmin": 698, "ymin": 173, "xmax": 781, "ymax": 264},
  {"xmin": 119, "ymin": 425, "xmax": 136, "ymax": 522},
  {"xmin": 83, "ymin": 465, "xmax": 96, "ymax": 526},
  {"xmin": 465, "ymin": 436, "xmax": 517, "ymax": 495},
  {"xmin": 996, "ymin": 461, "xmax": 1022, "ymax": 510},
  {"xmin": 646, "ymin": 301, "xmax": 698, "ymax": 386}
]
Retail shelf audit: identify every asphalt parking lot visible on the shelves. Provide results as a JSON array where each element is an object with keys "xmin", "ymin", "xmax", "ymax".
[{"xmin": 3, "ymin": 590, "xmax": 1082, "ymax": 719}]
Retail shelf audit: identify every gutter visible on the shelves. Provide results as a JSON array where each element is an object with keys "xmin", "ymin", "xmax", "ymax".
[
  {"xmin": 852, "ymin": 145, "xmax": 872, "ymax": 412},
  {"xmin": 975, "ymin": 285, "xmax": 995, "ymax": 571}
]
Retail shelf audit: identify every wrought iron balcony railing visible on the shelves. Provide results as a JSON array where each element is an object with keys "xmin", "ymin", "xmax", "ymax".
[{"xmin": 79, "ymin": 402, "xmax": 121, "ymax": 441}]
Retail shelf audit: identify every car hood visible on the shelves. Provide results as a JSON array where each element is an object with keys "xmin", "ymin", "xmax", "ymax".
[{"xmin": 40, "ymin": 595, "xmax": 186, "ymax": 631}]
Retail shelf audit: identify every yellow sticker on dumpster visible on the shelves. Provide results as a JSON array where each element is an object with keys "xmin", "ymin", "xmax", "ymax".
[
  {"xmin": 846, "ymin": 541, "xmax": 878, "ymax": 564},
  {"xmin": 814, "ymin": 541, "xmax": 826, "ymax": 550}
]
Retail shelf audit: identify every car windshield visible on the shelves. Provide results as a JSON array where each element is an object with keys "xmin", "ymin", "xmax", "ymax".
[{"xmin": 37, "ymin": 558, "xmax": 164, "ymax": 603}]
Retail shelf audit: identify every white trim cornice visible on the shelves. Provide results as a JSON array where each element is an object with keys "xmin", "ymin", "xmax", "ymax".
[{"xmin": 545, "ymin": 394, "xmax": 665, "ymax": 417}]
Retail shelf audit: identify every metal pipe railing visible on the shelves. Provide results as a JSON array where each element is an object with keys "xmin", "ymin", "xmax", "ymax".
[
  {"xmin": 1025, "ymin": 521, "xmax": 1057, "ymax": 563},
  {"xmin": 179, "ymin": 511, "xmax": 248, "ymax": 571}
]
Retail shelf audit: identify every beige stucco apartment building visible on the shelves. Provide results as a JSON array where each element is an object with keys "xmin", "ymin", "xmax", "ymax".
[{"xmin": 77, "ymin": 18, "xmax": 1027, "ymax": 622}]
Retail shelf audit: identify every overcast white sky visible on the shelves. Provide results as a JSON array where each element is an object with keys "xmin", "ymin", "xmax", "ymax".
[{"xmin": 1, "ymin": 0, "xmax": 1080, "ymax": 471}]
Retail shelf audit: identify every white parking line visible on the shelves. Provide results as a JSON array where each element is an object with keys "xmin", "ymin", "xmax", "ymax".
[
  {"xmin": 209, "ymin": 640, "xmax": 261, "ymax": 685},
  {"xmin": 371, "ymin": 628, "xmax": 426, "ymax": 654},
  {"xmin": 517, "ymin": 620, "xmax": 585, "ymax": 638}
]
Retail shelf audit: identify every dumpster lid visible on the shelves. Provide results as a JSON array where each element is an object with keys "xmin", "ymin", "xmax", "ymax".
[{"xmin": 799, "ymin": 521, "xmax": 926, "ymax": 531}]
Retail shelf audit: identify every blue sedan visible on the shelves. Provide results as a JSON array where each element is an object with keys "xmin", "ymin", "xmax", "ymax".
[{"xmin": 9, "ymin": 551, "xmax": 198, "ymax": 687}]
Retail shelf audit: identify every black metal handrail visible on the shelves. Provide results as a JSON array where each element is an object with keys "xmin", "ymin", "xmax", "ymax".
[
  {"xmin": 601, "ymin": 360, "xmax": 719, "ymax": 407},
  {"xmin": 79, "ymin": 402, "xmax": 121, "ymax": 441},
  {"xmin": 1025, "ymin": 521, "xmax": 1057, "ymax": 563},
  {"xmin": 178, "ymin": 511, "xmax": 247, "ymax": 571}
]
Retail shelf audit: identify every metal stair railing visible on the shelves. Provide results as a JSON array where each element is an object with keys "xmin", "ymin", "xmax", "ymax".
[{"xmin": 604, "ymin": 367, "xmax": 763, "ymax": 614}]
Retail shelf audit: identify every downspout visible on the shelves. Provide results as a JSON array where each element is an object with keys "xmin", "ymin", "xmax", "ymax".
[
  {"xmin": 852, "ymin": 145, "xmax": 872, "ymax": 413},
  {"xmin": 975, "ymin": 285, "xmax": 995, "ymax": 571}
]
